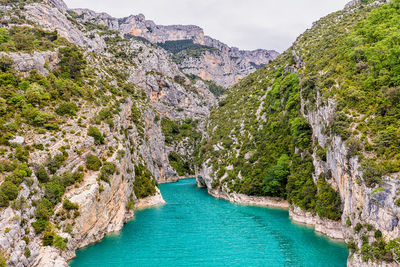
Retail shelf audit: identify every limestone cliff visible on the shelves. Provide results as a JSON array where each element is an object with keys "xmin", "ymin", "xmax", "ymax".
[
  {"xmin": 67, "ymin": 9, "xmax": 279, "ymax": 87},
  {"xmin": 0, "ymin": 0, "xmax": 218, "ymax": 266}
]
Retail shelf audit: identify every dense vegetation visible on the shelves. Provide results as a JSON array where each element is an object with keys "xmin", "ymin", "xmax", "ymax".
[
  {"xmin": 157, "ymin": 40, "xmax": 218, "ymax": 64},
  {"xmin": 0, "ymin": 19, "xmax": 160, "ymax": 255},
  {"xmin": 161, "ymin": 118, "xmax": 200, "ymax": 176},
  {"xmin": 200, "ymin": 0, "xmax": 400, "ymax": 263},
  {"xmin": 0, "ymin": 27, "xmax": 68, "ymax": 52},
  {"xmin": 133, "ymin": 164, "xmax": 157, "ymax": 199},
  {"xmin": 157, "ymin": 39, "xmax": 215, "ymax": 55},
  {"xmin": 296, "ymin": 0, "xmax": 400, "ymax": 187}
]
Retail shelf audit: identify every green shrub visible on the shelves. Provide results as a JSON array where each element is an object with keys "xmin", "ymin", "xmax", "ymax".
[
  {"xmin": 263, "ymin": 154, "xmax": 290, "ymax": 198},
  {"xmin": 35, "ymin": 165, "xmax": 49, "ymax": 183},
  {"xmin": 62, "ymin": 199, "xmax": 78, "ymax": 210},
  {"xmin": 87, "ymin": 126, "xmax": 104, "ymax": 145},
  {"xmin": 44, "ymin": 182, "xmax": 64, "ymax": 206},
  {"xmin": 133, "ymin": 164, "xmax": 157, "ymax": 199},
  {"xmin": 31, "ymin": 219, "xmax": 49, "ymax": 234},
  {"xmin": 355, "ymin": 223, "xmax": 363, "ymax": 233},
  {"xmin": 0, "ymin": 55, "xmax": 13, "ymax": 72},
  {"xmin": 53, "ymin": 235, "xmax": 67, "ymax": 250},
  {"xmin": 57, "ymin": 46, "xmax": 86, "ymax": 80},
  {"xmin": 315, "ymin": 178, "xmax": 342, "ymax": 221},
  {"xmin": 0, "ymin": 181, "xmax": 19, "ymax": 207},
  {"xmin": 0, "ymin": 248, "xmax": 8, "ymax": 267},
  {"xmin": 46, "ymin": 154, "xmax": 66, "ymax": 174},
  {"xmin": 100, "ymin": 162, "xmax": 116, "ymax": 183},
  {"xmin": 347, "ymin": 241, "xmax": 357, "ymax": 253},
  {"xmin": 173, "ymin": 75, "xmax": 186, "ymax": 85},
  {"xmin": 34, "ymin": 198, "xmax": 53, "ymax": 220},
  {"xmin": 204, "ymin": 80, "xmax": 225, "ymax": 97},
  {"xmin": 0, "ymin": 28, "xmax": 10, "ymax": 44},
  {"xmin": 55, "ymin": 102, "xmax": 78, "ymax": 116},
  {"xmin": 168, "ymin": 152, "xmax": 193, "ymax": 176},
  {"xmin": 24, "ymin": 247, "xmax": 31, "ymax": 258},
  {"xmin": 25, "ymin": 83, "xmax": 45, "ymax": 105},
  {"xmin": 86, "ymin": 154, "xmax": 102, "ymax": 171},
  {"xmin": 42, "ymin": 231, "xmax": 54, "ymax": 246}
]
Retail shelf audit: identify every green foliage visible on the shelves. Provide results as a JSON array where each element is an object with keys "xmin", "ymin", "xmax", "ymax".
[
  {"xmin": 53, "ymin": 235, "xmax": 67, "ymax": 250},
  {"xmin": 387, "ymin": 238, "xmax": 400, "ymax": 262},
  {"xmin": 42, "ymin": 231, "xmax": 54, "ymax": 246},
  {"xmin": 168, "ymin": 152, "xmax": 193, "ymax": 176},
  {"xmin": 57, "ymin": 46, "xmax": 86, "ymax": 80},
  {"xmin": 0, "ymin": 55, "xmax": 13, "ymax": 72},
  {"xmin": 55, "ymin": 102, "xmax": 78, "ymax": 116},
  {"xmin": 35, "ymin": 164, "xmax": 49, "ymax": 183},
  {"xmin": 62, "ymin": 199, "xmax": 79, "ymax": 210},
  {"xmin": 0, "ymin": 249, "xmax": 8, "ymax": 267},
  {"xmin": 347, "ymin": 241, "xmax": 357, "ymax": 253},
  {"xmin": 46, "ymin": 154, "xmax": 66, "ymax": 174},
  {"xmin": 263, "ymin": 154, "xmax": 290, "ymax": 198},
  {"xmin": 173, "ymin": 75, "xmax": 186, "ymax": 85},
  {"xmin": 0, "ymin": 29, "xmax": 10, "ymax": 44},
  {"xmin": 86, "ymin": 154, "xmax": 102, "ymax": 171},
  {"xmin": 161, "ymin": 118, "xmax": 200, "ymax": 145},
  {"xmin": 99, "ymin": 162, "xmax": 116, "ymax": 183},
  {"xmin": 355, "ymin": 223, "xmax": 363, "ymax": 233},
  {"xmin": 158, "ymin": 39, "xmax": 216, "ymax": 54},
  {"xmin": 315, "ymin": 178, "xmax": 342, "ymax": 221},
  {"xmin": 31, "ymin": 218, "xmax": 50, "ymax": 234},
  {"xmin": 286, "ymin": 155, "xmax": 317, "ymax": 212},
  {"xmin": 34, "ymin": 198, "xmax": 53, "ymax": 220},
  {"xmin": 0, "ymin": 181, "xmax": 18, "ymax": 207},
  {"xmin": 295, "ymin": 1, "xmax": 400, "ymax": 185},
  {"xmin": 133, "ymin": 164, "xmax": 157, "ymax": 199},
  {"xmin": 87, "ymin": 126, "xmax": 104, "ymax": 145},
  {"xmin": 25, "ymin": 83, "xmax": 46, "ymax": 105},
  {"xmin": 204, "ymin": 80, "xmax": 226, "ymax": 97},
  {"xmin": 0, "ymin": 27, "xmax": 61, "ymax": 52},
  {"xmin": 24, "ymin": 247, "xmax": 31, "ymax": 258}
]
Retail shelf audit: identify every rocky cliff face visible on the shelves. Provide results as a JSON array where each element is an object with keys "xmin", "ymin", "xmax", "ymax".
[
  {"xmin": 0, "ymin": 0, "xmax": 221, "ymax": 265},
  {"xmin": 67, "ymin": 9, "xmax": 279, "ymax": 87}
]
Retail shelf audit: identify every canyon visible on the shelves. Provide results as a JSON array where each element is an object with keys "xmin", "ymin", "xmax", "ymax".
[{"xmin": 0, "ymin": 0, "xmax": 399, "ymax": 266}]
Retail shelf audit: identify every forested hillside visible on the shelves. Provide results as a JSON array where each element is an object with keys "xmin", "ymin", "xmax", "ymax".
[{"xmin": 199, "ymin": 0, "xmax": 400, "ymax": 265}]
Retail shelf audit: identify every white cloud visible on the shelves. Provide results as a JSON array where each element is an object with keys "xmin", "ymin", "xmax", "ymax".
[{"xmin": 63, "ymin": 0, "xmax": 350, "ymax": 52}]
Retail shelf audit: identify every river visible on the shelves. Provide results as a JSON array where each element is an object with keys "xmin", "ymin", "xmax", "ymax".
[{"xmin": 70, "ymin": 178, "xmax": 348, "ymax": 267}]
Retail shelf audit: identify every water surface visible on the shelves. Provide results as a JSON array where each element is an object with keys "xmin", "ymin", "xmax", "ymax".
[{"xmin": 70, "ymin": 179, "xmax": 348, "ymax": 267}]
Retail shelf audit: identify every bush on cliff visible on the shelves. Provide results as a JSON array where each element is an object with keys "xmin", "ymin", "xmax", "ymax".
[
  {"xmin": 86, "ymin": 154, "xmax": 102, "ymax": 171},
  {"xmin": 133, "ymin": 164, "xmax": 157, "ymax": 199}
]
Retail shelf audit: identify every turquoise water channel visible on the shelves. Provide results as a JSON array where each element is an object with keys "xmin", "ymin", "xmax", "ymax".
[{"xmin": 70, "ymin": 179, "xmax": 348, "ymax": 267}]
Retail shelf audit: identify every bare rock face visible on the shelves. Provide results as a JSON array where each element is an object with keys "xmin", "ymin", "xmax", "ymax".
[
  {"xmin": 345, "ymin": 0, "xmax": 388, "ymax": 9},
  {"xmin": 43, "ymin": 0, "xmax": 68, "ymax": 13},
  {"xmin": 25, "ymin": 3, "xmax": 106, "ymax": 52},
  {"xmin": 0, "ymin": 0, "xmax": 218, "ymax": 266},
  {"xmin": 2, "ymin": 51, "xmax": 58, "ymax": 76},
  {"xmin": 70, "ymin": 8, "xmax": 279, "ymax": 87}
]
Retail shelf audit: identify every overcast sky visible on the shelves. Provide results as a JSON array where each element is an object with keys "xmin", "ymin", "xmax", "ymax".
[{"xmin": 63, "ymin": 0, "xmax": 350, "ymax": 52}]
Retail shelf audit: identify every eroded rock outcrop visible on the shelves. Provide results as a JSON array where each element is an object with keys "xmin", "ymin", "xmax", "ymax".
[{"xmin": 68, "ymin": 9, "xmax": 279, "ymax": 87}]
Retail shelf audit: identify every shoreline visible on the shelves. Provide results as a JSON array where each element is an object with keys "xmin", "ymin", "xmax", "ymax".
[
  {"xmin": 66, "ymin": 191, "xmax": 166, "ymax": 266},
  {"xmin": 207, "ymin": 188, "xmax": 345, "ymax": 241},
  {"xmin": 135, "ymin": 190, "xmax": 166, "ymax": 209},
  {"xmin": 208, "ymin": 188, "xmax": 289, "ymax": 209},
  {"xmin": 158, "ymin": 176, "xmax": 196, "ymax": 184}
]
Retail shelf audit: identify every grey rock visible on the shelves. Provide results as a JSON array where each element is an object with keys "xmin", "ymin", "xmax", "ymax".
[{"xmin": 9, "ymin": 136, "xmax": 25, "ymax": 145}]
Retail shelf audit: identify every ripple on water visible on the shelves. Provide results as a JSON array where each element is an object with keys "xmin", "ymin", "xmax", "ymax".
[{"xmin": 70, "ymin": 179, "xmax": 348, "ymax": 267}]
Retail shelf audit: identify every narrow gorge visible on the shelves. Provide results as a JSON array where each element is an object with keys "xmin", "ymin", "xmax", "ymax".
[{"xmin": 0, "ymin": 0, "xmax": 399, "ymax": 266}]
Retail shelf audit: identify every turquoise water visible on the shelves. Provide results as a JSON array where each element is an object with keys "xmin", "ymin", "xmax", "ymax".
[{"xmin": 70, "ymin": 179, "xmax": 348, "ymax": 267}]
